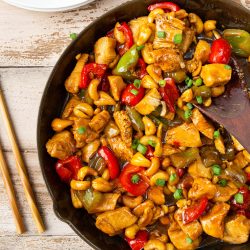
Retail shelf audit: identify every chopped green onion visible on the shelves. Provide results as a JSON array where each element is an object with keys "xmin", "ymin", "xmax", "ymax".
[
  {"xmin": 212, "ymin": 164, "xmax": 221, "ymax": 176},
  {"xmin": 77, "ymin": 126, "xmax": 86, "ymax": 134},
  {"xmin": 185, "ymin": 77, "xmax": 193, "ymax": 88},
  {"xmin": 186, "ymin": 103, "xmax": 193, "ymax": 110},
  {"xmin": 148, "ymin": 140, "xmax": 156, "ymax": 147},
  {"xmin": 224, "ymin": 65, "xmax": 232, "ymax": 70},
  {"xmin": 137, "ymin": 143, "xmax": 147, "ymax": 155},
  {"xmin": 130, "ymin": 89, "xmax": 138, "ymax": 96},
  {"xmin": 132, "ymin": 139, "xmax": 139, "ymax": 150},
  {"xmin": 234, "ymin": 193, "xmax": 244, "ymax": 204},
  {"xmin": 169, "ymin": 173, "xmax": 177, "ymax": 182},
  {"xmin": 213, "ymin": 130, "xmax": 220, "ymax": 139},
  {"xmin": 173, "ymin": 33, "xmax": 183, "ymax": 44},
  {"xmin": 70, "ymin": 33, "xmax": 77, "ymax": 40},
  {"xmin": 173, "ymin": 188, "xmax": 183, "ymax": 200},
  {"xmin": 186, "ymin": 237, "xmax": 193, "ymax": 244},
  {"xmin": 137, "ymin": 45, "xmax": 145, "ymax": 51},
  {"xmin": 184, "ymin": 109, "xmax": 192, "ymax": 119},
  {"xmin": 156, "ymin": 178, "xmax": 166, "ymax": 187},
  {"xmin": 157, "ymin": 31, "xmax": 166, "ymax": 38},
  {"xmin": 218, "ymin": 179, "xmax": 228, "ymax": 187},
  {"xmin": 196, "ymin": 96, "xmax": 203, "ymax": 104},
  {"xmin": 159, "ymin": 79, "xmax": 167, "ymax": 87},
  {"xmin": 193, "ymin": 77, "xmax": 203, "ymax": 86},
  {"xmin": 131, "ymin": 174, "xmax": 140, "ymax": 184},
  {"xmin": 133, "ymin": 79, "xmax": 141, "ymax": 88}
]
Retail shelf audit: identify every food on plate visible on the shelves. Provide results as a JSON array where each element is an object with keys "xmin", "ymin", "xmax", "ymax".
[{"xmin": 46, "ymin": 2, "xmax": 250, "ymax": 249}]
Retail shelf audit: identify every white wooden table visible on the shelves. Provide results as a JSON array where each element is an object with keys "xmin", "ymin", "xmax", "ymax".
[{"xmin": 0, "ymin": 0, "xmax": 244, "ymax": 249}]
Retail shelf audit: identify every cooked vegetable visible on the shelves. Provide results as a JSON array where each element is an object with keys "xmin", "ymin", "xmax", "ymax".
[{"xmin": 121, "ymin": 84, "xmax": 145, "ymax": 106}]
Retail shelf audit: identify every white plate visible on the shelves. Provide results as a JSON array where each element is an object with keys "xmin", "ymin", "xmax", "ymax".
[{"xmin": 3, "ymin": 0, "xmax": 95, "ymax": 12}]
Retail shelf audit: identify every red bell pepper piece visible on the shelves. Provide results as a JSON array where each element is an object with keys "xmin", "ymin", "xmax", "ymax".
[
  {"xmin": 121, "ymin": 84, "xmax": 145, "ymax": 106},
  {"xmin": 159, "ymin": 78, "xmax": 179, "ymax": 113},
  {"xmin": 120, "ymin": 164, "xmax": 149, "ymax": 196},
  {"xmin": 55, "ymin": 155, "xmax": 82, "ymax": 183},
  {"xmin": 136, "ymin": 58, "xmax": 147, "ymax": 79},
  {"xmin": 117, "ymin": 22, "xmax": 133, "ymax": 56},
  {"xmin": 231, "ymin": 186, "xmax": 250, "ymax": 211},
  {"xmin": 100, "ymin": 74, "xmax": 110, "ymax": 92},
  {"xmin": 80, "ymin": 63, "xmax": 108, "ymax": 89},
  {"xmin": 182, "ymin": 197, "xmax": 208, "ymax": 224},
  {"xmin": 177, "ymin": 168, "xmax": 185, "ymax": 178},
  {"xmin": 145, "ymin": 145, "xmax": 154, "ymax": 160},
  {"xmin": 209, "ymin": 38, "xmax": 231, "ymax": 64},
  {"xmin": 246, "ymin": 172, "xmax": 250, "ymax": 184},
  {"xmin": 98, "ymin": 146, "xmax": 120, "ymax": 179},
  {"xmin": 148, "ymin": 2, "xmax": 180, "ymax": 12},
  {"xmin": 125, "ymin": 230, "xmax": 149, "ymax": 250}
]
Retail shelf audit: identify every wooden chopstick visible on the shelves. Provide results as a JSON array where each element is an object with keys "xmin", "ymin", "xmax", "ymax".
[
  {"xmin": 0, "ymin": 143, "xmax": 25, "ymax": 234},
  {"xmin": 0, "ymin": 86, "xmax": 45, "ymax": 233}
]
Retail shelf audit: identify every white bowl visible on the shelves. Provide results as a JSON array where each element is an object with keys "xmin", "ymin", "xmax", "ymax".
[{"xmin": 3, "ymin": 0, "xmax": 95, "ymax": 12}]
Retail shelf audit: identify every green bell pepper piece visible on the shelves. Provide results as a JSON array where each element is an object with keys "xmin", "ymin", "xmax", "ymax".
[
  {"xmin": 223, "ymin": 29, "xmax": 250, "ymax": 57},
  {"xmin": 112, "ymin": 44, "xmax": 139, "ymax": 80},
  {"xmin": 126, "ymin": 106, "xmax": 145, "ymax": 132}
]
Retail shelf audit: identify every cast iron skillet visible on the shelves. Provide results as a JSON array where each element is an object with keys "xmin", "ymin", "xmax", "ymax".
[{"xmin": 37, "ymin": 0, "xmax": 250, "ymax": 249}]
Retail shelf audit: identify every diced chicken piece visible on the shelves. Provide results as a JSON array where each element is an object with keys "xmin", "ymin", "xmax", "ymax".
[
  {"xmin": 89, "ymin": 110, "xmax": 110, "ymax": 133},
  {"xmin": 129, "ymin": 17, "xmax": 149, "ymax": 43},
  {"xmin": 108, "ymin": 75, "xmax": 126, "ymax": 101},
  {"xmin": 213, "ymin": 181, "xmax": 238, "ymax": 202},
  {"xmin": 165, "ymin": 123, "xmax": 202, "ymax": 148},
  {"xmin": 174, "ymin": 209, "xmax": 203, "ymax": 240},
  {"xmin": 46, "ymin": 131, "xmax": 76, "ymax": 160},
  {"xmin": 168, "ymin": 221, "xmax": 201, "ymax": 250},
  {"xmin": 113, "ymin": 111, "xmax": 132, "ymax": 147},
  {"xmin": 223, "ymin": 215, "xmax": 250, "ymax": 244},
  {"xmin": 61, "ymin": 96, "xmax": 81, "ymax": 119},
  {"xmin": 152, "ymin": 48, "xmax": 184, "ymax": 72},
  {"xmin": 191, "ymin": 108, "xmax": 214, "ymax": 139},
  {"xmin": 200, "ymin": 64, "xmax": 232, "ymax": 87},
  {"xmin": 108, "ymin": 136, "xmax": 133, "ymax": 162},
  {"xmin": 162, "ymin": 143, "xmax": 181, "ymax": 156},
  {"xmin": 65, "ymin": 54, "xmax": 89, "ymax": 94},
  {"xmin": 94, "ymin": 37, "xmax": 117, "ymax": 65},
  {"xmin": 233, "ymin": 151, "xmax": 249, "ymax": 169},
  {"xmin": 188, "ymin": 156, "xmax": 212, "ymax": 179},
  {"xmin": 180, "ymin": 28, "xmax": 195, "ymax": 53},
  {"xmin": 73, "ymin": 118, "xmax": 99, "ymax": 148},
  {"xmin": 96, "ymin": 207, "xmax": 137, "ymax": 236},
  {"xmin": 193, "ymin": 40, "xmax": 211, "ymax": 64},
  {"xmin": 153, "ymin": 13, "xmax": 186, "ymax": 49},
  {"xmin": 135, "ymin": 88, "xmax": 161, "ymax": 115},
  {"xmin": 200, "ymin": 202, "xmax": 230, "ymax": 239},
  {"xmin": 188, "ymin": 178, "xmax": 217, "ymax": 200}
]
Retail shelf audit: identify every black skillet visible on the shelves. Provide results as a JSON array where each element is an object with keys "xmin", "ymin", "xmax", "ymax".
[{"xmin": 37, "ymin": 0, "xmax": 250, "ymax": 249}]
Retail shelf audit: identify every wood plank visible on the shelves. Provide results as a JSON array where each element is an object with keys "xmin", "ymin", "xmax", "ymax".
[
  {"xmin": 0, "ymin": 67, "xmax": 51, "ymax": 151},
  {"xmin": 0, "ymin": 0, "xmax": 127, "ymax": 67},
  {"xmin": 0, "ymin": 236, "xmax": 92, "ymax": 250},
  {"xmin": 0, "ymin": 151, "xmax": 76, "ymax": 236}
]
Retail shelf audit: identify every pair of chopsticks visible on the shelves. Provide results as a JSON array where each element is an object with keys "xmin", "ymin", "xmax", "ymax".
[{"xmin": 0, "ymin": 85, "xmax": 45, "ymax": 234}]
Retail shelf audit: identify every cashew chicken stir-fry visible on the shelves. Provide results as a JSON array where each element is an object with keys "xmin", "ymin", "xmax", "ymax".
[{"xmin": 46, "ymin": 2, "xmax": 250, "ymax": 250}]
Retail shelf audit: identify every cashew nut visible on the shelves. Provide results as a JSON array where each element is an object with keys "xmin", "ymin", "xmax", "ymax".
[
  {"xmin": 157, "ymin": 122, "xmax": 163, "ymax": 139},
  {"xmin": 125, "ymin": 224, "xmax": 140, "ymax": 240},
  {"xmin": 142, "ymin": 43, "xmax": 155, "ymax": 64},
  {"xmin": 211, "ymin": 86, "xmax": 225, "ymax": 97},
  {"xmin": 77, "ymin": 166, "xmax": 98, "ymax": 180},
  {"xmin": 82, "ymin": 139, "xmax": 100, "ymax": 163},
  {"xmin": 70, "ymin": 189, "xmax": 83, "ymax": 208},
  {"xmin": 204, "ymin": 20, "xmax": 217, "ymax": 33},
  {"xmin": 92, "ymin": 177, "xmax": 114, "ymax": 192},
  {"xmin": 88, "ymin": 79, "xmax": 101, "ymax": 101},
  {"xmin": 189, "ymin": 13, "xmax": 204, "ymax": 34},
  {"xmin": 133, "ymin": 200, "xmax": 154, "ymax": 216},
  {"xmin": 143, "ymin": 116, "xmax": 157, "ymax": 136},
  {"xmin": 73, "ymin": 103, "xmax": 94, "ymax": 118},
  {"xmin": 144, "ymin": 239, "xmax": 166, "ymax": 250},
  {"xmin": 122, "ymin": 195, "xmax": 143, "ymax": 209},
  {"xmin": 138, "ymin": 207, "xmax": 154, "ymax": 228},
  {"xmin": 148, "ymin": 186, "xmax": 165, "ymax": 205},
  {"xmin": 51, "ymin": 118, "xmax": 73, "ymax": 132},
  {"xmin": 181, "ymin": 89, "xmax": 193, "ymax": 102},
  {"xmin": 137, "ymin": 24, "xmax": 152, "ymax": 46},
  {"xmin": 166, "ymin": 166, "xmax": 179, "ymax": 186},
  {"xmin": 94, "ymin": 91, "xmax": 116, "ymax": 106},
  {"xmin": 102, "ymin": 168, "xmax": 110, "ymax": 181},
  {"xmin": 114, "ymin": 22, "xmax": 126, "ymax": 44},
  {"xmin": 146, "ymin": 64, "xmax": 162, "ymax": 83},
  {"xmin": 70, "ymin": 180, "xmax": 91, "ymax": 191},
  {"xmin": 150, "ymin": 171, "xmax": 169, "ymax": 186},
  {"xmin": 145, "ymin": 157, "xmax": 160, "ymax": 177}
]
